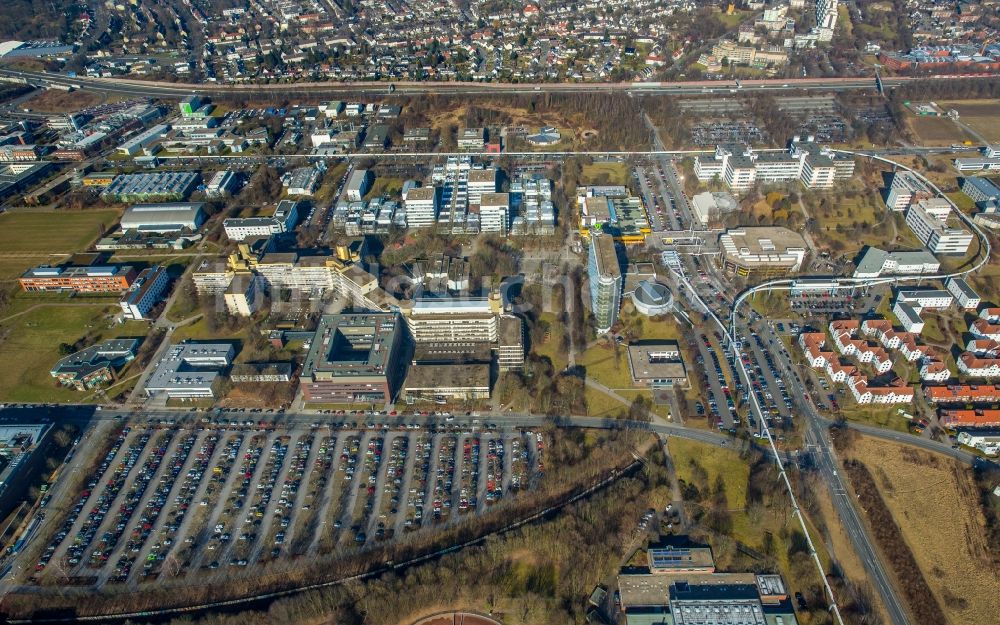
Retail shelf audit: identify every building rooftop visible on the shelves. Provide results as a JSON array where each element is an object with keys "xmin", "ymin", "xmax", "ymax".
[
  {"xmin": 627, "ymin": 342, "xmax": 687, "ymax": 382},
  {"xmin": 144, "ymin": 342, "xmax": 233, "ymax": 393},
  {"xmin": 302, "ymin": 313, "xmax": 400, "ymax": 380},
  {"xmin": 591, "ymin": 233, "xmax": 621, "ymax": 279},
  {"xmin": 50, "ymin": 339, "xmax": 138, "ymax": 380},
  {"xmin": 721, "ymin": 227, "xmax": 807, "ymax": 257}
]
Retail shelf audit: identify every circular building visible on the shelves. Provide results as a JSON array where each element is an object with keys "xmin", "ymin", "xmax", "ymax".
[{"xmin": 632, "ymin": 280, "xmax": 673, "ymax": 316}]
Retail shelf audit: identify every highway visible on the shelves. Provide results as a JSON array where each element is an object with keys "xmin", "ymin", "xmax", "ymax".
[{"xmin": 1, "ymin": 67, "xmax": 997, "ymax": 99}]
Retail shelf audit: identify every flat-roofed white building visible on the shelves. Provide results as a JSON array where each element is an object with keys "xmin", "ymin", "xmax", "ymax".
[
  {"xmin": 479, "ymin": 192, "xmax": 510, "ymax": 234},
  {"xmin": 404, "ymin": 186, "xmax": 438, "ymax": 227},
  {"xmin": 947, "ymin": 277, "xmax": 981, "ymax": 310},
  {"xmin": 119, "ymin": 265, "xmax": 169, "ymax": 320},
  {"xmin": 905, "ymin": 199, "xmax": 973, "ymax": 255},
  {"xmin": 144, "ymin": 341, "xmax": 234, "ymax": 398}
]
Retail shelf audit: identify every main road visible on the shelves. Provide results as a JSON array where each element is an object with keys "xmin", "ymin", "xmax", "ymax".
[{"xmin": 2, "ymin": 67, "xmax": 998, "ymax": 99}]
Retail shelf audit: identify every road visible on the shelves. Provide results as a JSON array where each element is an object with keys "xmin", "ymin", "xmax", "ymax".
[{"xmin": 4, "ymin": 67, "xmax": 999, "ymax": 99}]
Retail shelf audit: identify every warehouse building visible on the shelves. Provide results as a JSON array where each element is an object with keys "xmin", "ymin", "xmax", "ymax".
[
  {"xmin": 100, "ymin": 171, "xmax": 200, "ymax": 202},
  {"xmin": 120, "ymin": 202, "xmax": 206, "ymax": 233}
]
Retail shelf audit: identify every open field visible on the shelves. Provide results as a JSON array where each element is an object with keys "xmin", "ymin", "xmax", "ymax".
[
  {"xmin": 21, "ymin": 88, "xmax": 108, "ymax": 113},
  {"xmin": 0, "ymin": 210, "xmax": 120, "ymax": 253},
  {"xmin": 905, "ymin": 115, "xmax": 976, "ymax": 146},
  {"xmin": 578, "ymin": 342, "xmax": 633, "ymax": 390},
  {"xmin": 580, "ymin": 162, "xmax": 628, "ymax": 186},
  {"xmin": 841, "ymin": 435, "xmax": 1000, "ymax": 624},
  {"xmin": 0, "ymin": 303, "xmax": 126, "ymax": 402},
  {"xmin": 939, "ymin": 100, "xmax": 1000, "ymax": 143}
]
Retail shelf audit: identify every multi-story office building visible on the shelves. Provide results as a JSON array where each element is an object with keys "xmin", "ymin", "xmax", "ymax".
[
  {"xmin": 467, "ymin": 167, "xmax": 497, "ymax": 206},
  {"xmin": 694, "ymin": 139, "xmax": 854, "ymax": 191},
  {"xmin": 345, "ymin": 169, "xmax": 374, "ymax": 201},
  {"xmin": 50, "ymin": 339, "xmax": 138, "ymax": 391},
  {"xmin": 510, "ymin": 174, "xmax": 556, "ymax": 235},
  {"xmin": 223, "ymin": 200, "xmax": 300, "ymax": 240},
  {"xmin": 498, "ymin": 315, "xmax": 525, "ymax": 372},
  {"xmin": 885, "ymin": 170, "xmax": 935, "ymax": 211},
  {"xmin": 479, "ymin": 192, "xmax": 510, "ymax": 234},
  {"xmin": 853, "ymin": 247, "xmax": 940, "ymax": 278},
  {"xmin": 588, "ymin": 233, "xmax": 623, "ymax": 333},
  {"xmin": 947, "ymin": 276, "xmax": 982, "ymax": 309},
  {"xmin": 223, "ymin": 273, "xmax": 259, "ymax": 316},
  {"xmin": 905, "ymin": 198, "xmax": 973, "ymax": 254},
  {"xmin": 404, "ymin": 186, "xmax": 438, "ymax": 227},
  {"xmin": 119, "ymin": 265, "xmax": 169, "ymax": 320},
  {"xmin": 457, "ymin": 127, "xmax": 486, "ymax": 151},
  {"xmin": 20, "ymin": 264, "xmax": 137, "ymax": 293},
  {"xmin": 961, "ymin": 176, "xmax": 1000, "ymax": 205},
  {"xmin": 301, "ymin": 313, "xmax": 406, "ymax": 403},
  {"xmin": 403, "ymin": 297, "xmax": 501, "ymax": 344}
]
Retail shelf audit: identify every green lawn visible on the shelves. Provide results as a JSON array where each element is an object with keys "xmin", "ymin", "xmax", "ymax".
[
  {"xmin": 0, "ymin": 304, "xmax": 127, "ymax": 402},
  {"xmin": 585, "ymin": 387, "xmax": 627, "ymax": 418},
  {"xmin": 578, "ymin": 342, "xmax": 634, "ymax": 390},
  {"xmin": 834, "ymin": 401, "xmax": 912, "ymax": 433},
  {"xmin": 0, "ymin": 210, "xmax": 120, "ymax": 253},
  {"xmin": 668, "ymin": 437, "xmax": 749, "ymax": 510},
  {"xmin": 532, "ymin": 312, "xmax": 569, "ymax": 372},
  {"xmin": 581, "ymin": 162, "xmax": 628, "ymax": 186}
]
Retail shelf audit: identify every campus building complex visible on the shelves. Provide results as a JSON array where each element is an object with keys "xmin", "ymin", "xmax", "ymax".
[
  {"xmin": 694, "ymin": 139, "xmax": 854, "ymax": 191},
  {"xmin": 301, "ymin": 313, "xmax": 407, "ymax": 404}
]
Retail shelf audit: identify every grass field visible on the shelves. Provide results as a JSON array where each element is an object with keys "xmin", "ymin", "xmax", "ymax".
[
  {"xmin": 0, "ymin": 304, "xmax": 122, "ymax": 402},
  {"xmin": 578, "ymin": 342, "xmax": 633, "ymax": 390},
  {"xmin": 22, "ymin": 88, "xmax": 107, "ymax": 113},
  {"xmin": 906, "ymin": 115, "xmax": 976, "ymax": 146},
  {"xmin": 0, "ymin": 210, "xmax": 119, "ymax": 253},
  {"xmin": 532, "ymin": 313, "xmax": 569, "ymax": 372},
  {"xmin": 581, "ymin": 162, "xmax": 628, "ymax": 186},
  {"xmin": 939, "ymin": 100, "xmax": 1000, "ymax": 143},
  {"xmin": 842, "ymin": 436, "xmax": 1000, "ymax": 623},
  {"xmin": 835, "ymin": 401, "xmax": 911, "ymax": 433}
]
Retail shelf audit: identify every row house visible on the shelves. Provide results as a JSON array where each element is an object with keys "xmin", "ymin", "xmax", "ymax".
[
  {"xmin": 830, "ymin": 321, "xmax": 894, "ymax": 374},
  {"xmin": 970, "ymin": 318, "xmax": 1000, "ymax": 341},
  {"xmin": 957, "ymin": 353, "xmax": 1000, "ymax": 378},
  {"xmin": 925, "ymin": 384, "xmax": 1000, "ymax": 404},
  {"xmin": 861, "ymin": 319, "xmax": 927, "ymax": 362},
  {"xmin": 847, "ymin": 375, "xmax": 915, "ymax": 405}
]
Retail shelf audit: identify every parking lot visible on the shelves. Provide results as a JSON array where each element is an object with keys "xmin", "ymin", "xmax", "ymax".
[{"xmin": 28, "ymin": 421, "xmax": 545, "ymax": 589}]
